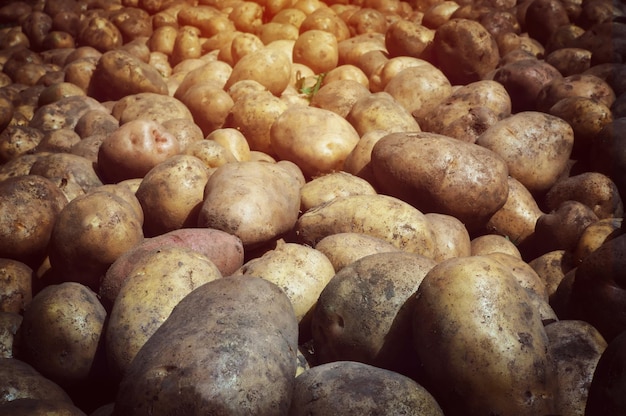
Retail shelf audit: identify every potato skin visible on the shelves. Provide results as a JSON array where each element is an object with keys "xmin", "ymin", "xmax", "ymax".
[
  {"xmin": 114, "ymin": 276, "xmax": 298, "ymax": 416},
  {"xmin": 371, "ymin": 131, "xmax": 509, "ymax": 233},
  {"xmin": 412, "ymin": 255, "xmax": 557, "ymax": 416}
]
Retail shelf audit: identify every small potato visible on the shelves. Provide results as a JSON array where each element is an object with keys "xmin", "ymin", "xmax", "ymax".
[
  {"xmin": 97, "ymin": 119, "xmax": 181, "ymax": 183},
  {"xmin": 198, "ymin": 161, "xmax": 303, "ymax": 247},
  {"xmin": 310, "ymin": 79, "xmax": 370, "ymax": 118},
  {"xmin": 106, "ymin": 246, "xmax": 222, "ymax": 377},
  {"xmin": 0, "ymin": 259, "xmax": 32, "ymax": 314},
  {"xmin": 147, "ymin": 25, "xmax": 177, "ymax": 54},
  {"xmin": 347, "ymin": 92, "xmax": 421, "ymax": 136},
  {"xmin": 371, "ymin": 131, "xmax": 510, "ymax": 233},
  {"xmin": 78, "ymin": 15, "xmax": 123, "ymax": 53},
  {"xmin": 74, "ymin": 109, "xmax": 119, "ymax": 138},
  {"xmin": 322, "ymin": 64, "xmax": 369, "ymax": 87},
  {"xmin": 173, "ymin": 60, "xmax": 233, "ymax": 97},
  {"xmin": 343, "ymin": 129, "xmax": 388, "ymax": 180},
  {"xmin": 170, "ymin": 26, "xmax": 202, "ymax": 66},
  {"xmin": 230, "ymin": 32, "xmax": 264, "ymax": 65},
  {"xmin": 114, "ymin": 276, "xmax": 298, "ymax": 415},
  {"xmin": 312, "ymin": 251, "xmax": 436, "ymax": 377},
  {"xmin": 48, "ymin": 190, "xmax": 144, "ymax": 290},
  {"xmin": 385, "ymin": 18, "xmax": 435, "ymax": 60},
  {"xmin": 536, "ymin": 73, "xmax": 616, "ymax": 113},
  {"xmin": 270, "ymin": 106, "xmax": 360, "ymax": 178},
  {"xmin": 111, "ymin": 92, "xmax": 193, "ymax": 125},
  {"xmin": 523, "ymin": 0, "xmax": 570, "ymax": 45},
  {"xmin": 300, "ymin": 171, "xmax": 377, "ymax": 212},
  {"xmin": 338, "ymin": 32, "xmax": 387, "ymax": 67},
  {"xmin": 0, "ymin": 357, "xmax": 74, "ymax": 405},
  {"xmin": 184, "ymin": 139, "xmax": 237, "ymax": 169},
  {"xmin": 28, "ymin": 152, "xmax": 103, "ymax": 193},
  {"xmin": 229, "ymin": 1, "xmax": 264, "ymax": 33},
  {"xmin": 574, "ymin": 217, "xmax": 623, "ymax": 264},
  {"xmin": 205, "ymin": 128, "xmax": 251, "ymax": 162},
  {"xmin": 426, "ymin": 213, "xmax": 472, "ymax": 262},
  {"xmin": 470, "ymin": 234, "xmax": 522, "ymax": 258},
  {"xmin": 293, "ymin": 29, "xmax": 338, "ymax": 74},
  {"xmin": 314, "ymin": 232, "xmax": 401, "ymax": 272},
  {"xmin": 20, "ymin": 282, "xmax": 106, "ymax": 385},
  {"xmin": 545, "ymin": 47, "xmax": 592, "ymax": 76},
  {"xmin": 299, "ymin": 7, "xmax": 351, "ymax": 41},
  {"xmin": 296, "ymin": 194, "xmax": 436, "ymax": 258},
  {"xmin": 161, "ymin": 118, "xmax": 203, "ymax": 152},
  {"xmin": 528, "ymin": 249, "xmax": 576, "ymax": 301},
  {"xmin": 136, "ymin": 155, "xmax": 210, "ymax": 237},
  {"xmin": 0, "ymin": 125, "xmax": 44, "ymax": 163},
  {"xmin": 476, "ymin": 111, "xmax": 574, "ymax": 193},
  {"xmin": 29, "ymin": 95, "xmax": 106, "ymax": 132},
  {"xmin": 369, "ymin": 56, "xmax": 430, "ymax": 93},
  {"xmin": 259, "ymin": 22, "xmax": 299, "ymax": 44},
  {"xmin": 224, "ymin": 48, "xmax": 292, "ymax": 96},
  {"xmin": 178, "ymin": 82, "xmax": 234, "ymax": 136}
]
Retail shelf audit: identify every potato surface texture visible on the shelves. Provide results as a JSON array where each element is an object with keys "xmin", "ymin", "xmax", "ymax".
[
  {"xmin": 412, "ymin": 255, "xmax": 557, "ymax": 416},
  {"xmin": 114, "ymin": 276, "xmax": 298, "ymax": 415}
]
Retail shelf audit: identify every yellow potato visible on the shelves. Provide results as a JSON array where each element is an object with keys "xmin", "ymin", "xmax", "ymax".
[
  {"xmin": 293, "ymin": 29, "xmax": 339, "ymax": 74},
  {"xmin": 300, "ymin": 171, "xmax": 377, "ymax": 212},
  {"xmin": 314, "ymin": 232, "xmax": 402, "ymax": 272},
  {"xmin": 224, "ymin": 48, "xmax": 292, "ymax": 96}
]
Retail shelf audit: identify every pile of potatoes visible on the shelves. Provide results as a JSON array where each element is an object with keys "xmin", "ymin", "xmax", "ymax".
[{"xmin": 1, "ymin": 0, "xmax": 626, "ymax": 414}]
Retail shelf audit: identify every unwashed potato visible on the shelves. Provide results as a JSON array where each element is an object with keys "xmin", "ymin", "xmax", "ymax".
[
  {"xmin": 28, "ymin": 152, "xmax": 103, "ymax": 193},
  {"xmin": 99, "ymin": 228, "xmax": 244, "ymax": 309},
  {"xmin": 573, "ymin": 217, "xmax": 623, "ymax": 264},
  {"xmin": 205, "ymin": 128, "xmax": 251, "ymax": 162},
  {"xmin": 346, "ymin": 92, "xmax": 421, "ymax": 136},
  {"xmin": 0, "ymin": 357, "xmax": 74, "ymax": 405},
  {"xmin": 184, "ymin": 139, "xmax": 237, "ymax": 169},
  {"xmin": 545, "ymin": 320, "xmax": 607, "ymax": 416},
  {"xmin": 177, "ymin": 81, "xmax": 234, "ymax": 136},
  {"xmin": 528, "ymin": 249, "xmax": 576, "ymax": 301},
  {"xmin": 290, "ymin": 361, "xmax": 444, "ymax": 416},
  {"xmin": 236, "ymin": 240, "xmax": 335, "ymax": 334},
  {"xmin": 197, "ymin": 160, "xmax": 303, "ymax": 247},
  {"xmin": 296, "ymin": 193, "xmax": 436, "ymax": 259},
  {"xmin": 476, "ymin": 111, "xmax": 574, "ymax": 194},
  {"xmin": 425, "ymin": 213, "xmax": 472, "ymax": 262},
  {"xmin": 384, "ymin": 18, "xmax": 435, "ymax": 60},
  {"xmin": 312, "ymin": 251, "xmax": 436, "ymax": 378},
  {"xmin": 342, "ymin": 129, "xmax": 388, "ymax": 182},
  {"xmin": 0, "ymin": 175, "xmax": 66, "ymax": 267},
  {"xmin": 535, "ymin": 73, "xmax": 616, "ymax": 113},
  {"xmin": 585, "ymin": 329, "xmax": 626, "ymax": 415},
  {"xmin": 309, "ymin": 79, "xmax": 370, "ymax": 118},
  {"xmin": 470, "ymin": 234, "xmax": 522, "ymax": 258},
  {"xmin": 314, "ymin": 232, "xmax": 402, "ymax": 272},
  {"xmin": 19, "ymin": 282, "xmax": 106, "ymax": 386},
  {"xmin": 113, "ymin": 276, "xmax": 298, "ymax": 415},
  {"xmin": 412, "ymin": 255, "xmax": 558, "ymax": 416},
  {"xmin": 110, "ymin": 92, "xmax": 193, "ymax": 125},
  {"xmin": 300, "ymin": 171, "xmax": 377, "ymax": 212},
  {"xmin": 105, "ymin": 246, "xmax": 223, "ymax": 378},
  {"xmin": 224, "ymin": 47, "xmax": 292, "ymax": 96},
  {"xmin": 270, "ymin": 105, "xmax": 360, "ymax": 178},
  {"xmin": 97, "ymin": 119, "xmax": 181, "ymax": 183},
  {"xmin": 47, "ymin": 189, "xmax": 144, "ymax": 290},
  {"xmin": 0, "ymin": 258, "xmax": 31, "ymax": 316},
  {"xmin": 0, "ymin": 398, "xmax": 86, "ymax": 415},
  {"xmin": 371, "ymin": 131, "xmax": 510, "ymax": 233},
  {"xmin": 292, "ymin": 29, "xmax": 338, "ymax": 73}
]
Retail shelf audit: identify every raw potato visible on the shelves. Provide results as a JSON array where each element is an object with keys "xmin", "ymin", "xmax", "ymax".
[
  {"xmin": 476, "ymin": 111, "xmax": 574, "ymax": 193},
  {"xmin": 198, "ymin": 161, "xmax": 303, "ymax": 247},
  {"xmin": 425, "ymin": 213, "xmax": 472, "ymax": 262},
  {"xmin": 114, "ymin": 276, "xmax": 298, "ymax": 415},
  {"xmin": 290, "ymin": 361, "xmax": 444, "ymax": 416},
  {"xmin": 20, "ymin": 282, "xmax": 106, "ymax": 385},
  {"xmin": 136, "ymin": 155, "xmax": 210, "ymax": 237},
  {"xmin": 0, "ymin": 258, "xmax": 32, "ymax": 314},
  {"xmin": 106, "ymin": 246, "xmax": 223, "ymax": 378},
  {"xmin": 412, "ymin": 255, "xmax": 557, "ymax": 416},
  {"xmin": 224, "ymin": 48, "xmax": 292, "ymax": 96},
  {"xmin": 236, "ymin": 240, "xmax": 335, "ymax": 326},
  {"xmin": 292, "ymin": 29, "xmax": 338, "ymax": 73},
  {"xmin": 296, "ymin": 194, "xmax": 436, "ymax": 259},
  {"xmin": 314, "ymin": 232, "xmax": 402, "ymax": 272},
  {"xmin": 111, "ymin": 93, "xmax": 193, "ymax": 126},
  {"xmin": 312, "ymin": 251, "xmax": 436, "ymax": 377},
  {"xmin": 300, "ymin": 171, "xmax": 377, "ymax": 212},
  {"xmin": 371, "ymin": 131, "xmax": 510, "ymax": 233},
  {"xmin": 346, "ymin": 92, "xmax": 421, "ymax": 136},
  {"xmin": 0, "ymin": 357, "xmax": 74, "ymax": 405},
  {"xmin": 574, "ymin": 217, "xmax": 622, "ymax": 264}
]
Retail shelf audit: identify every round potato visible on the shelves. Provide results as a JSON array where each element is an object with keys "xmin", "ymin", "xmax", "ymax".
[
  {"xmin": 300, "ymin": 171, "xmax": 377, "ymax": 212},
  {"xmin": 205, "ymin": 128, "xmax": 251, "ymax": 162},
  {"xmin": 110, "ymin": 92, "xmax": 193, "ymax": 126},
  {"xmin": 224, "ymin": 48, "xmax": 291, "ymax": 96},
  {"xmin": 470, "ymin": 234, "xmax": 522, "ymax": 258},
  {"xmin": 347, "ymin": 92, "xmax": 421, "ymax": 136},
  {"xmin": 314, "ymin": 232, "xmax": 402, "ymax": 272},
  {"xmin": 0, "ymin": 259, "xmax": 32, "ymax": 314},
  {"xmin": 293, "ymin": 29, "xmax": 338, "ymax": 74},
  {"xmin": 425, "ymin": 212, "xmax": 472, "ymax": 262}
]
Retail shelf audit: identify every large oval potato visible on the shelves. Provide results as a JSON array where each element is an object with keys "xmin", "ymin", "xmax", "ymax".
[
  {"xmin": 270, "ymin": 105, "xmax": 360, "ymax": 178},
  {"xmin": 476, "ymin": 111, "xmax": 574, "ymax": 193},
  {"xmin": 300, "ymin": 170, "xmax": 377, "ymax": 212},
  {"xmin": 371, "ymin": 131, "xmax": 510, "ymax": 233},
  {"xmin": 412, "ymin": 255, "xmax": 558, "ymax": 416},
  {"xmin": 224, "ymin": 47, "xmax": 291, "ymax": 96},
  {"xmin": 346, "ymin": 92, "xmax": 421, "ymax": 136},
  {"xmin": 114, "ymin": 276, "xmax": 298, "ymax": 415},
  {"xmin": 296, "ymin": 193, "xmax": 436, "ymax": 259}
]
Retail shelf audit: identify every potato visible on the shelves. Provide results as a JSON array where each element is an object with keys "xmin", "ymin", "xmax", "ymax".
[
  {"xmin": 173, "ymin": 60, "xmax": 234, "ymax": 96},
  {"xmin": 0, "ymin": 175, "xmax": 66, "ymax": 266},
  {"xmin": 147, "ymin": 25, "xmax": 176, "ymax": 55},
  {"xmin": 111, "ymin": 92, "xmax": 193, "ymax": 125},
  {"xmin": 0, "ymin": 357, "xmax": 74, "ymax": 405},
  {"xmin": 135, "ymin": 155, "xmax": 210, "ymax": 237},
  {"xmin": 338, "ymin": 32, "xmax": 387, "ymax": 67},
  {"xmin": 205, "ymin": 127, "xmax": 251, "ymax": 162},
  {"xmin": 313, "ymin": 251, "xmax": 436, "ymax": 377},
  {"xmin": 545, "ymin": 47, "xmax": 592, "ymax": 76},
  {"xmin": 470, "ymin": 234, "xmax": 522, "ymax": 258},
  {"xmin": 290, "ymin": 361, "xmax": 444, "ymax": 416},
  {"xmin": 300, "ymin": 171, "xmax": 377, "ymax": 212},
  {"xmin": 229, "ymin": 32, "xmax": 264, "ymax": 65},
  {"xmin": 476, "ymin": 111, "xmax": 574, "ymax": 193},
  {"xmin": 574, "ymin": 217, "xmax": 623, "ymax": 264},
  {"xmin": 536, "ymin": 73, "xmax": 616, "ymax": 113},
  {"xmin": 425, "ymin": 212, "xmax": 472, "ymax": 262},
  {"xmin": 412, "ymin": 255, "xmax": 557, "ymax": 415},
  {"xmin": 292, "ymin": 29, "xmax": 338, "ymax": 74},
  {"xmin": 236, "ymin": 240, "xmax": 334, "ymax": 332},
  {"xmin": 585, "ymin": 330, "xmax": 626, "ymax": 415},
  {"xmin": 225, "ymin": 90, "xmax": 288, "ymax": 156},
  {"xmin": 369, "ymin": 56, "xmax": 430, "ymax": 93},
  {"xmin": 114, "ymin": 276, "xmax": 298, "ymax": 415},
  {"xmin": 0, "ymin": 259, "xmax": 32, "ymax": 314},
  {"xmin": 0, "ymin": 398, "xmax": 86, "ymax": 415},
  {"xmin": 383, "ymin": 63, "xmax": 452, "ymax": 122},
  {"xmin": 528, "ymin": 249, "xmax": 576, "ymax": 301},
  {"xmin": 105, "ymin": 246, "xmax": 222, "ymax": 378},
  {"xmin": 29, "ymin": 152, "xmax": 103, "ymax": 193},
  {"xmin": 270, "ymin": 105, "xmax": 360, "ymax": 178},
  {"xmin": 0, "ymin": 125, "xmax": 44, "ymax": 163},
  {"xmin": 309, "ymin": 79, "xmax": 370, "ymax": 118},
  {"xmin": 523, "ymin": 0, "xmax": 570, "ymax": 45},
  {"xmin": 0, "ymin": 311, "xmax": 22, "ymax": 358},
  {"xmin": 177, "ymin": 82, "xmax": 234, "ymax": 136},
  {"xmin": 197, "ymin": 161, "xmax": 303, "ymax": 247},
  {"xmin": 384, "ymin": 18, "xmax": 434, "ymax": 60},
  {"xmin": 347, "ymin": 92, "xmax": 421, "ymax": 136},
  {"xmin": 371, "ymin": 131, "xmax": 509, "ymax": 233},
  {"xmin": 296, "ymin": 194, "xmax": 436, "ymax": 258},
  {"xmin": 184, "ymin": 139, "xmax": 236, "ymax": 169},
  {"xmin": 486, "ymin": 175, "xmax": 544, "ymax": 246},
  {"xmin": 29, "ymin": 95, "xmax": 106, "ymax": 132},
  {"xmin": 545, "ymin": 172, "xmax": 623, "ymax": 220},
  {"xmin": 483, "ymin": 251, "xmax": 549, "ymax": 304},
  {"xmin": 342, "ymin": 129, "xmax": 388, "ymax": 180},
  {"xmin": 77, "ymin": 15, "xmax": 123, "ymax": 53},
  {"xmin": 100, "ymin": 228, "xmax": 244, "ymax": 309},
  {"xmin": 314, "ymin": 232, "xmax": 402, "ymax": 272},
  {"xmin": 545, "ymin": 320, "xmax": 607, "ymax": 416},
  {"xmin": 48, "ymin": 189, "xmax": 144, "ymax": 290},
  {"xmin": 89, "ymin": 49, "xmax": 168, "ymax": 101},
  {"xmin": 432, "ymin": 18, "xmax": 499, "ymax": 85},
  {"xmin": 589, "ymin": 118, "xmax": 626, "ymax": 198},
  {"xmin": 19, "ymin": 282, "xmax": 106, "ymax": 385},
  {"xmin": 73, "ymin": 109, "xmax": 119, "ymax": 139},
  {"xmin": 224, "ymin": 48, "xmax": 291, "ymax": 96},
  {"xmin": 97, "ymin": 119, "xmax": 181, "ymax": 183}
]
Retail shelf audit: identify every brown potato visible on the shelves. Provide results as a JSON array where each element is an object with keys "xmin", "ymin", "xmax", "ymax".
[
  {"xmin": 28, "ymin": 152, "xmax": 103, "ymax": 193},
  {"xmin": 371, "ymin": 131, "xmax": 510, "ymax": 233},
  {"xmin": 385, "ymin": 18, "xmax": 434, "ymax": 60},
  {"xmin": 0, "ymin": 125, "xmax": 44, "ymax": 163},
  {"xmin": 111, "ymin": 92, "xmax": 193, "ymax": 125},
  {"xmin": 314, "ymin": 232, "xmax": 402, "ymax": 272},
  {"xmin": 426, "ymin": 213, "xmax": 472, "ymax": 262},
  {"xmin": 270, "ymin": 105, "xmax": 360, "ymax": 178},
  {"xmin": 300, "ymin": 171, "xmax": 377, "ymax": 212},
  {"xmin": 147, "ymin": 25, "xmax": 177, "ymax": 55},
  {"xmin": 476, "ymin": 111, "xmax": 574, "ymax": 193},
  {"xmin": 20, "ymin": 282, "xmax": 106, "ymax": 385},
  {"xmin": 97, "ymin": 119, "xmax": 181, "ymax": 183},
  {"xmin": 224, "ymin": 48, "xmax": 292, "ymax": 96},
  {"xmin": 29, "ymin": 95, "xmax": 106, "ymax": 132},
  {"xmin": 470, "ymin": 234, "xmax": 522, "ymax": 258},
  {"xmin": 528, "ymin": 249, "xmax": 576, "ymax": 301},
  {"xmin": 573, "ymin": 217, "xmax": 623, "ymax": 264},
  {"xmin": 0, "ymin": 259, "xmax": 32, "ymax": 314},
  {"xmin": 545, "ymin": 47, "xmax": 592, "ymax": 76},
  {"xmin": 347, "ymin": 92, "xmax": 421, "ymax": 136},
  {"xmin": 536, "ymin": 73, "xmax": 616, "ymax": 113},
  {"xmin": 178, "ymin": 82, "xmax": 234, "ymax": 136},
  {"xmin": 77, "ymin": 15, "xmax": 123, "ymax": 53},
  {"xmin": 309, "ymin": 79, "xmax": 370, "ymax": 118},
  {"xmin": 0, "ymin": 357, "xmax": 74, "ymax": 405},
  {"xmin": 205, "ymin": 127, "xmax": 251, "ymax": 162}
]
